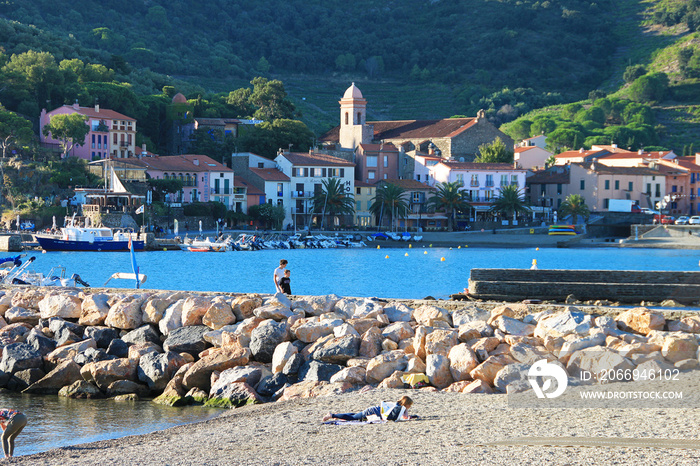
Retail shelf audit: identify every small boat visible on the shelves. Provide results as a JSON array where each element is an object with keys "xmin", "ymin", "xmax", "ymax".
[
  {"xmin": 0, "ymin": 256, "xmax": 89, "ymax": 287},
  {"xmin": 36, "ymin": 225, "xmax": 144, "ymax": 251},
  {"xmin": 548, "ymin": 225, "xmax": 577, "ymax": 236}
]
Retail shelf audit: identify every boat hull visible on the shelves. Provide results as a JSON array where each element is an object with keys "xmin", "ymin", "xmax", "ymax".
[{"xmin": 36, "ymin": 236, "xmax": 145, "ymax": 251}]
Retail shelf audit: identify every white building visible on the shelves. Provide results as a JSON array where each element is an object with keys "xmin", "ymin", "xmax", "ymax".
[
  {"xmin": 275, "ymin": 150, "xmax": 355, "ymax": 228},
  {"xmin": 514, "ymin": 145, "xmax": 552, "ymax": 170}
]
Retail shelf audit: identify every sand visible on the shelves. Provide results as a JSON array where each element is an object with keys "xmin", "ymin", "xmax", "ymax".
[{"xmin": 11, "ymin": 379, "xmax": 700, "ymax": 466}]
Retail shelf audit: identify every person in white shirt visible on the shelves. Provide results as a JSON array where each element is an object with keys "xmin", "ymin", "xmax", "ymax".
[{"xmin": 273, "ymin": 259, "xmax": 288, "ymax": 293}]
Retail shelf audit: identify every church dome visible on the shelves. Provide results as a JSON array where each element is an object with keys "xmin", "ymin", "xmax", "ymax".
[
  {"xmin": 342, "ymin": 82, "xmax": 363, "ymax": 99},
  {"xmin": 172, "ymin": 93, "xmax": 187, "ymax": 104}
]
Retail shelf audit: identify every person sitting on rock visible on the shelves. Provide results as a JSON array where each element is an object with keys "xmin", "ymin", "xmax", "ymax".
[{"xmin": 322, "ymin": 396, "xmax": 413, "ymax": 422}]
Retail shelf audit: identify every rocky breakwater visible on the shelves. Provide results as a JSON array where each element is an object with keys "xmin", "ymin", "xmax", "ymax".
[{"xmin": 0, "ymin": 287, "xmax": 697, "ymax": 408}]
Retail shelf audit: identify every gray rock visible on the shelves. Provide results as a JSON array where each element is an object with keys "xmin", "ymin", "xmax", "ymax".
[
  {"xmin": 59, "ymin": 380, "xmax": 104, "ymax": 399},
  {"xmin": 382, "ymin": 302, "xmax": 413, "ymax": 322},
  {"xmin": 0, "ymin": 324, "xmax": 31, "ymax": 346},
  {"xmin": 122, "ymin": 325, "xmax": 162, "ymax": 347},
  {"xmin": 282, "ymin": 353, "xmax": 303, "ymax": 376},
  {"xmin": 205, "ymin": 381, "xmax": 261, "ymax": 408},
  {"xmin": 84, "ymin": 326, "xmax": 121, "ymax": 349},
  {"xmin": 48, "ymin": 318, "xmax": 84, "ymax": 338},
  {"xmin": 107, "ymin": 339, "xmax": 130, "ymax": 358},
  {"xmin": 0, "ymin": 343, "xmax": 43, "ymax": 374},
  {"xmin": 26, "ymin": 328, "xmax": 57, "ymax": 356},
  {"xmin": 137, "ymin": 351, "xmax": 186, "ymax": 391},
  {"xmin": 106, "ymin": 380, "xmax": 151, "ymax": 397},
  {"xmin": 73, "ymin": 347, "xmax": 115, "ymax": 365},
  {"xmin": 211, "ymin": 366, "xmax": 266, "ymax": 393},
  {"xmin": 493, "ymin": 363, "xmax": 530, "ymax": 393},
  {"xmin": 55, "ymin": 328, "xmax": 83, "ymax": 347},
  {"xmin": 452, "ymin": 307, "xmax": 490, "ymax": 327},
  {"xmin": 256, "ymin": 373, "xmax": 288, "ymax": 397},
  {"xmin": 13, "ymin": 368, "xmax": 46, "ymax": 390},
  {"xmin": 312, "ymin": 335, "xmax": 360, "ymax": 364},
  {"xmin": 163, "ymin": 325, "xmax": 211, "ymax": 357},
  {"xmin": 23, "ymin": 360, "xmax": 82, "ymax": 395},
  {"xmin": 250, "ymin": 320, "xmax": 289, "ymax": 363},
  {"xmin": 298, "ymin": 360, "xmax": 343, "ymax": 382}
]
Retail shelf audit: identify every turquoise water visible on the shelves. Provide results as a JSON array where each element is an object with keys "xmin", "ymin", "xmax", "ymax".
[
  {"xmin": 25, "ymin": 246, "xmax": 700, "ymax": 298},
  {"xmin": 0, "ymin": 391, "xmax": 223, "ymax": 457}
]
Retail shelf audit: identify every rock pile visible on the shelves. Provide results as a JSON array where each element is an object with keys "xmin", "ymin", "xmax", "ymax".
[{"xmin": 0, "ymin": 287, "xmax": 697, "ymax": 407}]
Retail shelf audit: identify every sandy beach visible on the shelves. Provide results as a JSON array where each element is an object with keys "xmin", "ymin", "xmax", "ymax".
[{"xmin": 12, "ymin": 380, "xmax": 700, "ymax": 466}]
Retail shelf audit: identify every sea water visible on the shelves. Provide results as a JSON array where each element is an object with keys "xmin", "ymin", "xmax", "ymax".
[{"xmin": 25, "ymin": 246, "xmax": 700, "ymax": 299}]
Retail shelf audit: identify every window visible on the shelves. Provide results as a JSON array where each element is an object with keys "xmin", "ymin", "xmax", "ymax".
[
  {"xmin": 511, "ymin": 175, "xmax": 518, "ymax": 186},
  {"xmin": 367, "ymin": 156, "xmax": 377, "ymax": 167},
  {"xmin": 277, "ymin": 183, "xmax": 284, "ymax": 197},
  {"xmin": 412, "ymin": 192, "xmax": 423, "ymax": 203},
  {"xmin": 303, "ymin": 168, "xmax": 309, "ymax": 177},
  {"xmin": 580, "ymin": 180, "xmax": 585, "ymax": 190},
  {"xmin": 277, "ymin": 199, "xmax": 283, "ymax": 207},
  {"xmin": 646, "ymin": 183, "xmax": 651, "ymax": 194},
  {"xmin": 357, "ymin": 112, "xmax": 362, "ymax": 124},
  {"xmin": 384, "ymin": 156, "xmax": 388, "ymax": 168},
  {"xmin": 540, "ymin": 185, "xmax": 546, "ymax": 195},
  {"xmin": 383, "ymin": 174, "xmax": 388, "ymax": 179},
  {"xmin": 356, "ymin": 187, "xmax": 361, "ymax": 195},
  {"xmin": 368, "ymin": 171, "xmax": 375, "ymax": 179},
  {"xmin": 345, "ymin": 112, "xmax": 349, "ymax": 125},
  {"xmin": 356, "ymin": 201, "xmax": 361, "ymax": 210},
  {"xmin": 605, "ymin": 180, "xmax": 610, "ymax": 190},
  {"xmin": 91, "ymin": 134, "xmax": 95, "ymax": 148},
  {"xmin": 416, "ymin": 175, "xmax": 421, "ymax": 181},
  {"xmin": 456, "ymin": 174, "xmax": 464, "ymax": 183},
  {"xmin": 628, "ymin": 182, "xmax": 633, "ymax": 191},
  {"xmin": 500, "ymin": 175, "xmax": 508, "ymax": 186},
  {"xmin": 604, "ymin": 198, "xmax": 610, "ymax": 209},
  {"xmin": 322, "ymin": 168, "xmax": 327, "ymax": 177},
  {"xmin": 557, "ymin": 184, "xmax": 562, "ymax": 195},
  {"xmin": 655, "ymin": 184, "xmax": 661, "ymax": 197},
  {"xmin": 367, "ymin": 200, "xmax": 372, "ymax": 210},
  {"xmin": 614, "ymin": 180, "xmax": 619, "ymax": 190},
  {"xmin": 672, "ymin": 185, "xmax": 677, "ymax": 193},
  {"xmin": 470, "ymin": 174, "xmax": 479, "ymax": 187},
  {"xmin": 485, "ymin": 174, "xmax": 494, "ymax": 187},
  {"xmin": 258, "ymin": 163, "xmax": 264, "ymax": 168},
  {"xmin": 484, "ymin": 190, "xmax": 493, "ymax": 201},
  {"xmin": 340, "ymin": 168, "xmax": 345, "ymax": 177}
]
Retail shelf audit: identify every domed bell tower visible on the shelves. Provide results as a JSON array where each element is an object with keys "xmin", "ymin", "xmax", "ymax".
[{"xmin": 339, "ymin": 83, "xmax": 369, "ymax": 150}]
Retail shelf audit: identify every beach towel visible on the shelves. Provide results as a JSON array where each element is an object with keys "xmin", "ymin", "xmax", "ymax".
[{"xmin": 322, "ymin": 419, "xmax": 386, "ymax": 426}]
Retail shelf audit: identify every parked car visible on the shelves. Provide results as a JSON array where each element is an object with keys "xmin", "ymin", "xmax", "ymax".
[
  {"xmin": 654, "ymin": 214, "xmax": 675, "ymax": 224},
  {"xmin": 640, "ymin": 208, "xmax": 658, "ymax": 215},
  {"xmin": 676, "ymin": 216, "xmax": 690, "ymax": 225},
  {"xmin": 689, "ymin": 216, "xmax": 700, "ymax": 225}
]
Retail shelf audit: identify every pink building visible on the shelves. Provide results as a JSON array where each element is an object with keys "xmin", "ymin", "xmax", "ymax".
[{"xmin": 40, "ymin": 102, "xmax": 137, "ymax": 160}]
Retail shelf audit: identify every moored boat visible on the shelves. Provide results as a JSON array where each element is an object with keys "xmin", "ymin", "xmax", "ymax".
[{"xmin": 35, "ymin": 226, "xmax": 144, "ymax": 251}]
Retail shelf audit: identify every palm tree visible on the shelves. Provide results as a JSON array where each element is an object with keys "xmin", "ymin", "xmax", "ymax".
[
  {"xmin": 311, "ymin": 178, "xmax": 355, "ymax": 228},
  {"xmin": 545, "ymin": 154, "xmax": 556, "ymax": 168},
  {"xmin": 370, "ymin": 182, "xmax": 408, "ymax": 229},
  {"xmin": 489, "ymin": 184, "xmax": 531, "ymax": 224},
  {"xmin": 559, "ymin": 194, "xmax": 590, "ymax": 225},
  {"xmin": 427, "ymin": 181, "xmax": 471, "ymax": 231}
]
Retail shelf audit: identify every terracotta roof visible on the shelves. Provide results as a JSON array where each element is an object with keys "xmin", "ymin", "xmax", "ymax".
[
  {"xmin": 358, "ymin": 143, "xmax": 398, "ymax": 152},
  {"xmin": 514, "ymin": 146, "xmax": 539, "ymax": 153},
  {"xmin": 279, "ymin": 151, "xmax": 354, "ymax": 167},
  {"xmin": 554, "ymin": 149, "xmax": 609, "ymax": 159},
  {"xmin": 672, "ymin": 157, "xmax": 700, "ymax": 171},
  {"xmin": 526, "ymin": 169, "xmax": 570, "ymax": 184},
  {"xmin": 438, "ymin": 161, "xmax": 518, "ymax": 171},
  {"xmin": 235, "ymin": 176, "xmax": 265, "ymax": 195},
  {"xmin": 381, "ymin": 179, "xmax": 435, "ymax": 190},
  {"xmin": 319, "ymin": 117, "xmax": 479, "ymax": 143},
  {"xmin": 55, "ymin": 105, "xmax": 135, "ymax": 122},
  {"xmin": 139, "ymin": 154, "xmax": 232, "ymax": 172},
  {"xmin": 590, "ymin": 145, "xmax": 638, "ymax": 153},
  {"xmin": 249, "ymin": 167, "xmax": 290, "ymax": 181}
]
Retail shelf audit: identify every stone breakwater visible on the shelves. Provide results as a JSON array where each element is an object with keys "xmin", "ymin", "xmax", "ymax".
[{"xmin": 0, "ymin": 287, "xmax": 698, "ymax": 407}]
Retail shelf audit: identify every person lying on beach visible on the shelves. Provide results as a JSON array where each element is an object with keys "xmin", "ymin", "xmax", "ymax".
[
  {"xmin": 322, "ymin": 396, "xmax": 413, "ymax": 422},
  {"xmin": 0, "ymin": 408, "xmax": 27, "ymax": 458}
]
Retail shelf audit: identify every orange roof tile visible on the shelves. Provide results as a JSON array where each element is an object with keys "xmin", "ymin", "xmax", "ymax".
[{"xmin": 249, "ymin": 167, "xmax": 290, "ymax": 181}]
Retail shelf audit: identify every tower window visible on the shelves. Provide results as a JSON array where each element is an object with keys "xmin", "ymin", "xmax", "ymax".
[
  {"xmin": 345, "ymin": 112, "xmax": 349, "ymax": 125},
  {"xmin": 357, "ymin": 112, "xmax": 362, "ymax": 124}
]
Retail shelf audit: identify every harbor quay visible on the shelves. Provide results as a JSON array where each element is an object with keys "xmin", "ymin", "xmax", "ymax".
[{"xmin": 2, "ymin": 284, "xmax": 700, "ymax": 463}]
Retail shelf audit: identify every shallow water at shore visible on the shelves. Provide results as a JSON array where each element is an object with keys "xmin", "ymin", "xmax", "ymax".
[
  {"xmin": 24, "ymin": 246, "xmax": 700, "ymax": 298},
  {"xmin": 0, "ymin": 390, "xmax": 222, "ymax": 457}
]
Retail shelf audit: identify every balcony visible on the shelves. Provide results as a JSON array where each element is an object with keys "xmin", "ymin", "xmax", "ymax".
[
  {"xmin": 292, "ymin": 191, "xmax": 314, "ymax": 198},
  {"xmin": 485, "ymin": 181, "xmax": 494, "ymax": 187},
  {"xmin": 119, "ymin": 141, "xmax": 130, "ymax": 147},
  {"xmin": 210, "ymin": 187, "xmax": 233, "ymax": 195},
  {"xmin": 470, "ymin": 181, "xmax": 479, "ymax": 187}
]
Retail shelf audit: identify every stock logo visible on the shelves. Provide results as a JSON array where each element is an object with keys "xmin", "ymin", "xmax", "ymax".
[{"xmin": 528, "ymin": 359, "xmax": 568, "ymax": 399}]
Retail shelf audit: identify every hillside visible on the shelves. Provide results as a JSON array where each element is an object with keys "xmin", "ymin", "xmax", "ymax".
[{"xmin": 0, "ymin": 0, "xmax": 616, "ymax": 131}]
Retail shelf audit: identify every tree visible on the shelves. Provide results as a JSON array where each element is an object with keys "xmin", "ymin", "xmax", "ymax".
[
  {"xmin": 248, "ymin": 203, "xmax": 285, "ymax": 230},
  {"xmin": 489, "ymin": 184, "xmax": 531, "ymax": 223},
  {"xmin": 627, "ymin": 72, "xmax": 669, "ymax": 103},
  {"xmin": 427, "ymin": 181, "xmax": 471, "ymax": 231},
  {"xmin": 475, "ymin": 137, "xmax": 514, "ymax": 163},
  {"xmin": 41, "ymin": 113, "xmax": 89, "ymax": 158},
  {"xmin": 545, "ymin": 154, "xmax": 556, "ymax": 168},
  {"xmin": 311, "ymin": 178, "xmax": 355, "ymax": 228},
  {"xmin": 370, "ymin": 183, "xmax": 408, "ymax": 229},
  {"xmin": 148, "ymin": 178, "xmax": 184, "ymax": 202},
  {"xmin": 249, "ymin": 77, "xmax": 296, "ymax": 121},
  {"xmin": 0, "ymin": 108, "xmax": 33, "ymax": 159},
  {"xmin": 623, "ymin": 64, "xmax": 647, "ymax": 83},
  {"xmin": 238, "ymin": 119, "xmax": 314, "ymax": 158},
  {"xmin": 559, "ymin": 194, "xmax": 590, "ymax": 224}
]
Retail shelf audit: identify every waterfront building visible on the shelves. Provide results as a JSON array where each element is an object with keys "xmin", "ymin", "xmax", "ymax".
[
  {"xmin": 376, "ymin": 179, "xmax": 446, "ymax": 230},
  {"xmin": 40, "ymin": 102, "xmax": 136, "ymax": 160},
  {"xmin": 275, "ymin": 150, "xmax": 355, "ymax": 228},
  {"xmin": 354, "ymin": 181, "xmax": 376, "ymax": 228}
]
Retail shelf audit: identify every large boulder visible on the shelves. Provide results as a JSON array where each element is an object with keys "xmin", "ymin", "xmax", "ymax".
[
  {"xmin": 365, "ymin": 351, "xmax": 408, "ymax": 384},
  {"xmin": 84, "ymin": 326, "xmax": 120, "ymax": 349},
  {"xmin": 79, "ymin": 293, "xmax": 111, "ymax": 326},
  {"xmin": 312, "ymin": 335, "xmax": 360, "ymax": 364},
  {"xmin": 413, "ymin": 305, "xmax": 452, "ymax": 327},
  {"xmin": 0, "ymin": 323, "xmax": 32, "ymax": 346},
  {"xmin": 0, "ymin": 343, "xmax": 42, "ymax": 374},
  {"xmin": 330, "ymin": 366, "xmax": 366, "ymax": 385},
  {"xmin": 142, "ymin": 292, "xmax": 187, "ymax": 325},
  {"xmin": 299, "ymin": 294, "xmax": 340, "ymax": 316},
  {"xmin": 163, "ymin": 325, "xmax": 211, "ymax": 357},
  {"xmin": 105, "ymin": 295, "xmax": 147, "ymax": 330},
  {"xmin": 382, "ymin": 302, "xmax": 413, "ymax": 322},
  {"xmin": 493, "ymin": 363, "xmax": 530, "ymax": 393},
  {"xmin": 298, "ymin": 360, "xmax": 344, "ymax": 382},
  {"xmin": 138, "ymin": 351, "xmax": 187, "ymax": 391},
  {"xmin": 39, "ymin": 294, "xmax": 82, "ymax": 319},
  {"xmin": 452, "ymin": 307, "xmax": 491, "ymax": 327},
  {"xmin": 458, "ymin": 321, "xmax": 493, "ymax": 342},
  {"xmin": 5, "ymin": 306, "xmax": 40, "ymax": 326},
  {"xmin": 567, "ymin": 346, "xmax": 634, "ymax": 380},
  {"xmin": 25, "ymin": 328, "xmax": 57, "ymax": 356},
  {"xmin": 557, "ymin": 332, "xmax": 607, "ymax": 363},
  {"xmin": 470, "ymin": 355, "xmax": 515, "ymax": 386},
  {"xmin": 250, "ymin": 320, "xmax": 289, "ymax": 363},
  {"xmin": 359, "ymin": 327, "xmax": 383, "ymax": 359},
  {"xmin": 46, "ymin": 339, "xmax": 97, "ymax": 363},
  {"xmin": 294, "ymin": 320, "xmax": 335, "ymax": 343},
  {"xmin": 231, "ymin": 295, "xmax": 263, "ymax": 321},
  {"xmin": 271, "ymin": 342, "xmax": 298, "ymax": 374},
  {"xmin": 254, "ymin": 304, "xmax": 293, "ymax": 321},
  {"xmin": 615, "ymin": 307, "xmax": 666, "ymax": 335},
  {"xmin": 662, "ymin": 334, "xmax": 699, "ymax": 363},
  {"xmin": 448, "ymin": 343, "xmax": 479, "ymax": 382},
  {"xmin": 426, "ymin": 353, "xmax": 453, "ymax": 389},
  {"xmin": 202, "ymin": 297, "xmax": 235, "ymax": 330},
  {"xmin": 211, "ymin": 366, "xmax": 266, "ymax": 392},
  {"xmin": 106, "ymin": 380, "xmax": 150, "ymax": 398},
  {"xmin": 256, "ymin": 373, "xmax": 289, "ymax": 398},
  {"xmin": 534, "ymin": 309, "xmax": 593, "ymax": 339},
  {"xmin": 381, "ymin": 322, "xmax": 414, "ymax": 343},
  {"xmin": 59, "ymin": 380, "xmax": 104, "ymax": 399},
  {"xmin": 81, "ymin": 358, "xmax": 139, "ymax": 390},
  {"xmin": 74, "ymin": 347, "xmax": 115, "ymax": 365},
  {"xmin": 11, "ymin": 289, "xmax": 45, "ymax": 310},
  {"xmin": 182, "ymin": 347, "xmax": 251, "ymax": 391},
  {"xmin": 424, "ymin": 329, "xmax": 458, "ymax": 356},
  {"xmin": 23, "ymin": 360, "xmax": 82, "ymax": 394},
  {"xmin": 181, "ymin": 296, "xmax": 212, "ymax": 327},
  {"xmin": 206, "ymin": 381, "xmax": 261, "ymax": 408},
  {"xmin": 159, "ymin": 299, "xmax": 186, "ymax": 335},
  {"xmin": 122, "ymin": 325, "xmax": 162, "ymax": 347},
  {"xmin": 491, "ymin": 316, "xmax": 535, "ymax": 337}
]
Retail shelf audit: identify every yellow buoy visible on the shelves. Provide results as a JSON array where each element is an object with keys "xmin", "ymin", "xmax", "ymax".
[
  {"xmin": 404, "ymin": 252, "xmax": 409, "ymax": 256},
  {"xmin": 536, "ymin": 247, "xmax": 539, "ymax": 251},
  {"xmin": 440, "ymin": 257, "xmax": 445, "ymax": 262},
  {"xmin": 163, "ymin": 248, "xmax": 167, "ymax": 251},
  {"xmin": 465, "ymin": 245, "xmax": 468, "ymax": 248},
  {"xmin": 429, "ymin": 244, "xmax": 433, "ymax": 247},
  {"xmin": 385, "ymin": 255, "xmax": 389, "ymax": 259},
  {"xmin": 408, "ymin": 244, "xmax": 412, "ymax": 248},
  {"xmin": 458, "ymin": 246, "xmax": 461, "ymax": 249},
  {"xmin": 449, "ymin": 247, "xmax": 453, "ymax": 250},
  {"xmin": 424, "ymin": 251, "xmax": 428, "ymax": 255},
  {"xmin": 377, "ymin": 245, "xmax": 381, "ymax": 249}
]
